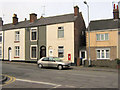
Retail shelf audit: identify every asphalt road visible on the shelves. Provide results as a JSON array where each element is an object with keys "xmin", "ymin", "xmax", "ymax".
[{"xmin": 2, "ymin": 62, "xmax": 118, "ymax": 89}]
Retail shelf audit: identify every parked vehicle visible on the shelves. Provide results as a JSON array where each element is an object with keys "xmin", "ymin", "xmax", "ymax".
[{"xmin": 37, "ymin": 57, "xmax": 71, "ymax": 70}]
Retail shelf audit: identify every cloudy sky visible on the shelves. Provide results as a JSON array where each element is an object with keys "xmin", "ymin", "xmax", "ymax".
[{"xmin": 0, "ymin": 0, "xmax": 120, "ymax": 26}]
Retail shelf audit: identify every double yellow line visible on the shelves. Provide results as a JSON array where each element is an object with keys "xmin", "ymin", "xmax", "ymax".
[{"xmin": 1, "ymin": 74, "xmax": 16, "ymax": 86}]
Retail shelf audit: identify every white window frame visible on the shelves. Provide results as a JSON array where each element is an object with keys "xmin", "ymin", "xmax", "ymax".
[
  {"xmin": 0, "ymin": 33, "xmax": 2, "ymax": 43},
  {"xmin": 80, "ymin": 50, "xmax": 87, "ymax": 60},
  {"xmin": 0, "ymin": 47, "xmax": 2, "ymax": 58},
  {"xmin": 15, "ymin": 31, "xmax": 20, "ymax": 41},
  {"xmin": 96, "ymin": 33, "xmax": 109, "ymax": 41},
  {"xmin": 15, "ymin": 46, "xmax": 20, "ymax": 57},
  {"xmin": 96, "ymin": 48, "xmax": 110, "ymax": 59},
  {"xmin": 30, "ymin": 45, "xmax": 37, "ymax": 59},
  {"xmin": 30, "ymin": 28, "xmax": 37, "ymax": 41},
  {"xmin": 58, "ymin": 26, "xmax": 64, "ymax": 38}
]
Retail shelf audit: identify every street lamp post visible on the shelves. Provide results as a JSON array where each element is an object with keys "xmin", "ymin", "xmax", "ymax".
[{"xmin": 84, "ymin": 1, "xmax": 91, "ymax": 66}]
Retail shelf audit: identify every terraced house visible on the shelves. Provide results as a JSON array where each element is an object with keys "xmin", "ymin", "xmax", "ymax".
[
  {"xmin": 0, "ymin": 18, "xmax": 3, "ymax": 60},
  {"xmin": 0, "ymin": 6, "xmax": 86, "ymax": 64},
  {"xmin": 86, "ymin": 4, "xmax": 120, "ymax": 60}
]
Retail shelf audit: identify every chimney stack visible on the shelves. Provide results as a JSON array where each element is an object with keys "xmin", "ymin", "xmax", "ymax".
[
  {"xmin": 13, "ymin": 14, "xmax": 18, "ymax": 25},
  {"xmin": 0, "ymin": 17, "xmax": 3, "ymax": 26},
  {"xmin": 113, "ymin": 4, "xmax": 119, "ymax": 19},
  {"xmin": 74, "ymin": 6, "xmax": 79, "ymax": 16},
  {"xmin": 30, "ymin": 13, "xmax": 37, "ymax": 23}
]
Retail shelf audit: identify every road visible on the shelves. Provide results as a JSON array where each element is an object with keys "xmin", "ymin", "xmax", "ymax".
[{"xmin": 2, "ymin": 61, "xmax": 118, "ymax": 89}]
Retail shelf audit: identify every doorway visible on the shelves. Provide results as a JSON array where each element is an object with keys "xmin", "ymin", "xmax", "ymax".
[
  {"xmin": 8, "ymin": 47, "xmax": 12, "ymax": 61},
  {"xmin": 40, "ymin": 46, "xmax": 46, "ymax": 58}
]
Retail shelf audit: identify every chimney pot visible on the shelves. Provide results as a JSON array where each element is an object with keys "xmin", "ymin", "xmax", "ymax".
[
  {"xmin": 74, "ymin": 6, "xmax": 79, "ymax": 16},
  {"xmin": 113, "ymin": 5, "xmax": 119, "ymax": 19},
  {"xmin": 0, "ymin": 17, "xmax": 3, "ymax": 26},
  {"xmin": 30, "ymin": 13, "xmax": 37, "ymax": 22},
  {"xmin": 114, "ymin": 4, "xmax": 115, "ymax": 9},
  {"xmin": 13, "ymin": 14, "xmax": 18, "ymax": 25}
]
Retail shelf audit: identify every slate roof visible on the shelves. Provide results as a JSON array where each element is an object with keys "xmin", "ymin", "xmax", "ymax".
[
  {"xmin": 89, "ymin": 19, "xmax": 120, "ymax": 31},
  {"xmin": 2, "ymin": 13, "xmax": 78, "ymax": 31}
]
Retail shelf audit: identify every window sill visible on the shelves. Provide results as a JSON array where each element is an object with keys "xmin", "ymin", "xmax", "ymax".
[
  {"xmin": 30, "ymin": 40, "xmax": 37, "ymax": 42},
  {"xmin": 30, "ymin": 58, "xmax": 37, "ymax": 59},
  {"xmin": 14, "ymin": 57, "xmax": 20, "ymax": 58},
  {"xmin": 96, "ymin": 40, "xmax": 109, "ymax": 42},
  {"xmin": 14, "ymin": 41, "xmax": 20, "ymax": 43},
  {"xmin": 97, "ymin": 58, "xmax": 110, "ymax": 60}
]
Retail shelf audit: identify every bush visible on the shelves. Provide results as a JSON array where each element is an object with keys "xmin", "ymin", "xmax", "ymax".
[{"xmin": 115, "ymin": 58, "xmax": 120, "ymax": 64}]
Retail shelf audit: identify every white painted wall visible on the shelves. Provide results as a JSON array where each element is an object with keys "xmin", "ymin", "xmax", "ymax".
[
  {"xmin": 4, "ymin": 28, "xmax": 25, "ymax": 60},
  {"xmin": 47, "ymin": 22, "xmax": 74, "ymax": 62}
]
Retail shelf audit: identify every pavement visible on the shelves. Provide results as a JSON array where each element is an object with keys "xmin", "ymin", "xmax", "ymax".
[
  {"xmin": 1, "ymin": 61, "xmax": 118, "ymax": 72},
  {"xmin": 0, "ymin": 75, "xmax": 7, "ymax": 84}
]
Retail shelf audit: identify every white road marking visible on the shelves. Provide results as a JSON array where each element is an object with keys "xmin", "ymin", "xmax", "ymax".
[
  {"xmin": 52, "ymin": 85, "xmax": 62, "ymax": 88},
  {"xmin": 16, "ymin": 78, "xmax": 61, "ymax": 86}
]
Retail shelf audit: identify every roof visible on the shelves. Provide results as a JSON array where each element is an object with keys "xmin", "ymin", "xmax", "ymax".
[
  {"xmin": 89, "ymin": 19, "xmax": 120, "ymax": 31},
  {"xmin": 2, "ymin": 13, "xmax": 78, "ymax": 31}
]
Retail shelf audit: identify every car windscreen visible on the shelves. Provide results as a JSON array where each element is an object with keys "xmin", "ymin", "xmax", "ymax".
[{"xmin": 53, "ymin": 57, "xmax": 63, "ymax": 62}]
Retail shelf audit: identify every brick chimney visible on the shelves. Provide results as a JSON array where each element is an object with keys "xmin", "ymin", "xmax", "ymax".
[
  {"xmin": 74, "ymin": 6, "xmax": 79, "ymax": 16},
  {"xmin": 30, "ymin": 13, "xmax": 37, "ymax": 22},
  {"xmin": 0, "ymin": 17, "xmax": 3, "ymax": 26},
  {"xmin": 13, "ymin": 14, "xmax": 18, "ymax": 25},
  {"xmin": 113, "ymin": 4, "xmax": 119, "ymax": 19}
]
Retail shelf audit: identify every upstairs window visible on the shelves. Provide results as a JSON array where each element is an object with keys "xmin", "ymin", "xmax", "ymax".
[
  {"xmin": 58, "ymin": 27, "xmax": 64, "ymax": 38},
  {"xmin": 58, "ymin": 46, "xmax": 64, "ymax": 58},
  {"xmin": 31, "ymin": 29, "xmax": 37, "ymax": 41},
  {"xmin": 15, "ymin": 31, "xmax": 20, "ymax": 41},
  {"xmin": 96, "ymin": 33, "xmax": 109, "ymax": 41},
  {"xmin": 0, "ymin": 33, "xmax": 2, "ymax": 43}
]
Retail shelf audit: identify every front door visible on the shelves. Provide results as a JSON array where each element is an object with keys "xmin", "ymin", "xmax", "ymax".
[
  {"xmin": 40, "ymin": 46, "xmax": 46, "ymax": 58},
  {"xmin": 8, "ymin": 47, "xmax": 12, "ymax": 61}
]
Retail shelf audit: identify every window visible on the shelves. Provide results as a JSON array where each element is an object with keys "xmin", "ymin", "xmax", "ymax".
[
  {"xmin": 96, "ymin": 49, "xmax": 110, "ymax": 59},
  {"xmin": 101, "ymin": 34, "xmax": 104, "ymax": 41},
  {"xmin": 105, "ymin": 33, "xmax": 109, "ymax": 40},
  {"xmin": 96, "ymin": 33, "xmax": 109, "ymax": 41},
  {"xmin": 0, "ymin": 33, "xmax": 2, "ymax": 43},
  {"xmin": 58, "ymin": 46, "xmax": 64, "ymax": 58},
  {"xmin": 31, "ymin": 46, "xmax": 37, "ymax": 58},
  {"xmin": 31, "ymin": 29, "xmax": 37, "ymax": 41},
  {"xmin": 0, "ymin": 47, "xmax": 2, "ymax": 58},
  {"xmin": 96, "ymin": 34, "xmax": 100, "ymax": 41},
  {"xmin": 58, "ymin": 27, "xmax": 64, "ymax": 38},
  {"xmin": 15, "ymin": 46, "xmax": 20, "ymax": 57},
  {"xmin": 97, "ymin": 50, "xmax": 100, "ymax": 59},
  {"xmin": 15, "ymin": 31, "xmax": 20, "ymax": 41},
  {"xmin": 42, "ymin": 57, "xmax": 49, "ymax": 61}
]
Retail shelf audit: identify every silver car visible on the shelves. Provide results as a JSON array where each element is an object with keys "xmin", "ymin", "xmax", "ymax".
[{"xmin": 37, "ymin": 57, "xmax": 71, "ymax": 70}]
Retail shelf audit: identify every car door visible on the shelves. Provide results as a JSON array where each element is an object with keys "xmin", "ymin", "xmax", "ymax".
[
  {"xmin": 41, "ymin": 57, "xmax": 49, "ymax": 67},
  {"xmin": 48, "ymin": 57, "xmax": 57, "ymax": 67}
]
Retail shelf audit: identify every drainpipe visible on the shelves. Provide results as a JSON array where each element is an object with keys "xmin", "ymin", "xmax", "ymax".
[
  {"xmin": 37, "ymin": 27, "xmax": 39, "ymax": 62},
  {"xmin": 3, "ymin": 30, "xmax": 4, "ymax": 61}
]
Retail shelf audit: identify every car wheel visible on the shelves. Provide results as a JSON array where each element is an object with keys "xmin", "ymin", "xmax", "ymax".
[
  {"xmin": 38, "ymin": 64, "xmax": 43, "ymax": 68},
  {"xmin": 58, "ymin": 65, "xmax": 63, "ymax": 70}
]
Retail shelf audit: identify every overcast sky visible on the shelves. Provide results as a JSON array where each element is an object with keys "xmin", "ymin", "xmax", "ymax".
[{"xmin": 0, "ymin": 0, "xmax": 120, "ymax": 26}]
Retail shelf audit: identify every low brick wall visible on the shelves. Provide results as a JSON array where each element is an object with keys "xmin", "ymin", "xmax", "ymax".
[{"xmin": 84, "ymin": 60, "xmax": 118, "ymax": 68}]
